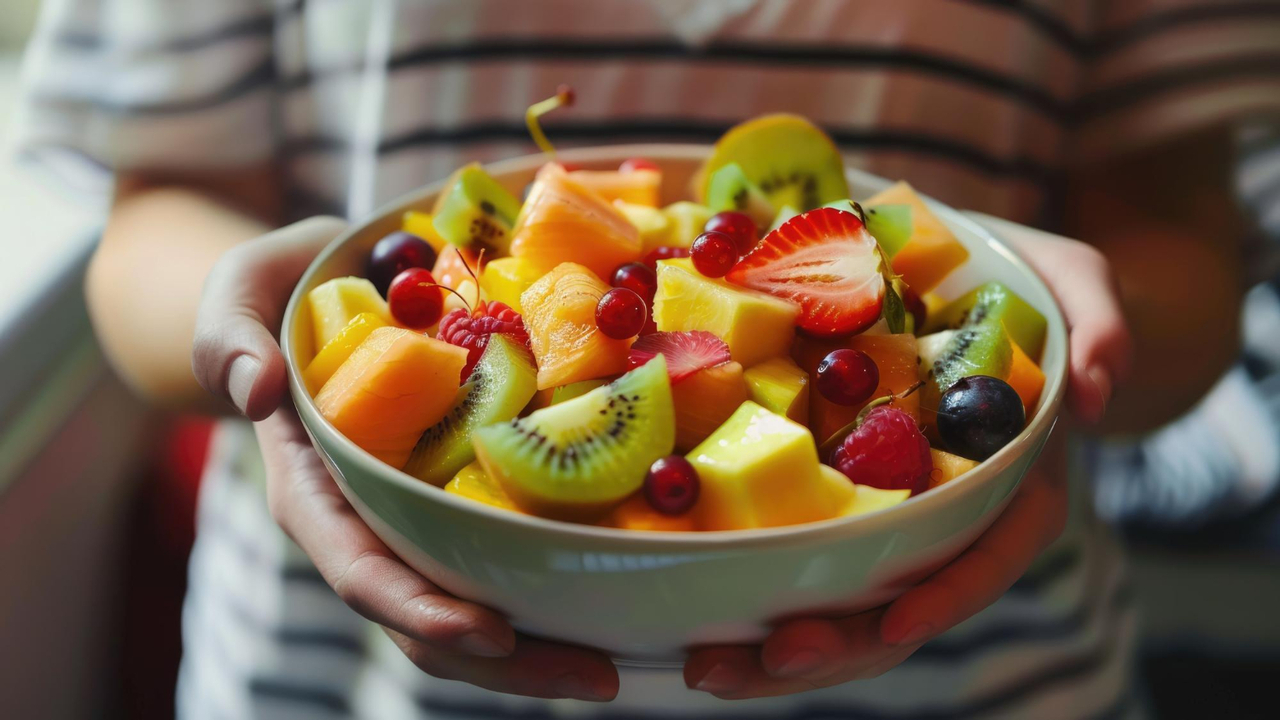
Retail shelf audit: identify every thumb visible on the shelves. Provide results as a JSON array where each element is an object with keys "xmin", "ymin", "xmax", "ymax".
[{"xmin": 192, "ymin": 216, "xmax": 347, "ymax": 420}]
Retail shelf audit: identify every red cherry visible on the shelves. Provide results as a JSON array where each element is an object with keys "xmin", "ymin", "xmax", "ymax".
[
  {"xmin": 902, "ymin": 286, "xmax": 927, "ymax": 329},
  {"xmin": 642, "ymin": 245, "xmax": 691, "ymax": 270},
  {"xmin": 388, "ymin": 268, "xmax": 444, "ymax": 329},
  {"xmin": 368, "ymin": 231, "xmax": 437, "ymax": 296},
  {"xmin": 596, "ymin": 287, "xmax": 648, "ymax": 339},
  {"xmin": 611, "ymin": 262, "xmax": 658, "ymax": 303},
  {"xmin": 690, "ymin": 231, "xmax": 738, "ymax": 278},
  {"xmin": 619, "ymin": 157, "xmax": 660, "ymax": 173},
  {"xmin": 704, "ymin": 211, "xmax": 758, "ymax": 256},
  {"xmin": 644, "ymin": 456, "xmax": 700, "ymax": 515},
  {"xmin": 816, "ymin": 349, "xmax": 879, "ymax": 406}
]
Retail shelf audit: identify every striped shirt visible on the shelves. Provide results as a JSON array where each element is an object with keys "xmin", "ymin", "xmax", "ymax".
[{"xmin": 13, "ymin": 1, "xmax": 1280, "ymax": 718}]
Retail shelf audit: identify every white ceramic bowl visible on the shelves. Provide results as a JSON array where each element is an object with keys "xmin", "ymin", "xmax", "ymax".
[{"xmin": 282, "ymin": 146, "xmax": 1067, "ymax": 662}]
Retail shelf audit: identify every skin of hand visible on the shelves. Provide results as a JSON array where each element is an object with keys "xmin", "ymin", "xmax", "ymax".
[
  {"xmin": 683, "ymin": 219, "xmax": 1133, "ymax": 699},
  {"xmin": 191, "ymin": 218, "xmax": 621, "ymax": 703}
]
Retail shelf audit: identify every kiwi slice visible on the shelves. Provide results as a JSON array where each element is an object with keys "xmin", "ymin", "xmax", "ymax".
[
  {"xmin": 473, "ymin": 356, "xmax": 675, "ymax": 517},
  {"xmin": 699, "ymin": 114, "xmax": 850, "ymax": 214},
  {"xmin": 924, "ymin": 324, "xmax": 1012, "ymax": 402},
  {"xmin": 864, "ymin": 204, "xmax": 912, "ymax": 257},
  {"xmin": 928, "ymin": 281, "xmax": 1046, "ymax": 358},
  {"xmin": 403, "ymin": 335, "xmax": 537, "ymax": 486},
  {"xmin": 432, "ymin": 163, "xmax": 522, "ymax": 255},
  {"xmin": 550, "ymin": 378, "xmax": 607, "ymax": 405},
  {"xmin": 706, "ymin": 163, "xmax": 777, "ymax": 228}
]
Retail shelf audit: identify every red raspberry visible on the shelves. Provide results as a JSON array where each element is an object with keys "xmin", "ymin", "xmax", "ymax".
[
  {"xmin": 436, "ymin": 301, "xmax": 531, "ymax": 380},
  {"xmin": 830, "ymin": 405, "xmax": 932, "ymax": 494}
]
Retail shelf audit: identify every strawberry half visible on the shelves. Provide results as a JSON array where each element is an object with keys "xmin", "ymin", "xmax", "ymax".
[
  {"xmin": 727, "ymin": 207, "xmax": 886, "ymax": 337},
  {"xmin": 628, "ymin": 331, "xmax": 730, "ymax": 383}
]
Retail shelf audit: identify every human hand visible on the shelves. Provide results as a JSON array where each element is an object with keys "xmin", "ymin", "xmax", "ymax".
[
  {"xmin": 192, "ymin": 218, "xmax": 620, "ymax": 702},
  {"xmin": 684, "ymin": 218, "xmax": 1132, "ymax": 698}
]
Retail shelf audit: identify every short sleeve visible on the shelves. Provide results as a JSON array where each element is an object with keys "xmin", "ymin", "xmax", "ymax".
[
  {"xmin": 9, "ymin": 0, "xmax": 281, "ymax": 194},
  {"xmin": 1071, "ymin": 0, "xmax": 1280, "ymax": 164}
]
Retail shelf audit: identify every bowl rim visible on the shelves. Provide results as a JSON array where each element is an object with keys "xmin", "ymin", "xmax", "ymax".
[{"xmin": 282, "ymin": 143, "xmax": 1068, "ymax": 549}]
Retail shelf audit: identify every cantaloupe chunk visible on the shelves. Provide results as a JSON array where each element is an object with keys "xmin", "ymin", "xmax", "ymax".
[
  {"xmin": 520, "ymin": 262, "xmax": 633, "ymax": 390},
  {"xmin": 653, "ymin": 258, "xmax": 799, "ymax": 367},
  {"xmin": 604, "ymin": 494, "xmax": 696, "ymax": 532},
  {"xmin": 865, "ymin": 181, "xmax": 969, "ymax": 293},
  {"xmin": 928, "ymin": 449, "xmax": 979, "ymax": 489},
  {"xmin": 510, "ymin": 164, "xmax": 642, "ymax": 280},
  {"xmin": 672, "ymin": 362, "xmax": 748, "ymax": 451},
  {"xmin": 315, "ymin": 327, "xmax": 468, "ymax": 469},
  {"xmin": 303, "ymin": 312, "xmax": 388, "ymax": 395},
  {"xmin": 1006, "ymin": 340, "xmax": 1045, "ymax": 415},
  {"xmin": 568, "ymin": 169, "xmax": 661, "ymax": 207},
  {"xmin": 794, "ymin": 333, "xmax": 921, "ymax": 442}
]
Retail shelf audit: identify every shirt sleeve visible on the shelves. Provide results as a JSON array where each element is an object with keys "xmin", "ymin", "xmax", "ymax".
[
  {"xmin": 1071, "ymin": 0, "xmax": 1280, "ymax": 165},
  {"xmin": 9, "ymin": 0, "xmax": 280, "ymax": 195}
]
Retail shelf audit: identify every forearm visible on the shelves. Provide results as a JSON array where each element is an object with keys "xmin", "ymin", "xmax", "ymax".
[{"xmin": 86, "ymin": 167, "xmax": 282, "ymax": 411}]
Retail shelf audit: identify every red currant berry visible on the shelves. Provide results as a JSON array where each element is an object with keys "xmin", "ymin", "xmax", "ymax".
[
  {"xmin": 831, "ymin": 405, "xmax": 932, "ymax": 494},
  {"xmin": 619, "ymin": 157, "xmax": 659, "ymax": 173},
  {"xmin": 704, "ymin": 211, "xmax": 758, "ymax": 256},
  {"xmin": 387, "ymin": 268, "xmax": 444, "ymax": 329},
  {"xmin": 642, "ymin": 245, "xmax": 691, "ymax": 270},
  {"xmin": 611, "ymin": 262, "xmax": 658, "ymax": 303},
  {"xmin": 596, "ymin": 288, "xmax": 648, "ymax": 339},
  {"xmin": 690, "ymin": 231, "xmax": 738, "ymax": 278},
  {"xmin": 816, "ymin": 348, "xmax": 879, "ymax": 406},
  {"xmin": 368, "ymin": 231, "xmax": 437, "ymax": 296},
  {"xmin": 644, "ymin": 455, "xmax": 700, "ymax": 515}
]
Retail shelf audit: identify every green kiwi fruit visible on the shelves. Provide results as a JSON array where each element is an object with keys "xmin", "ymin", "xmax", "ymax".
[
  {"xmin": 864, "ymin": 204, "xmax": 913, "ymax": 257},
  {"xmin": 403, "ymin": 335, "xmax": 537, "ymax": 486},
  {"xmin": 921, "ymin": 324, "xmax": 1013, "ymax": 411},
  {"xmin": 699, "ymin": 114, "xmax": 850, "ymax": 216},
  {"xmin": 472, "ymin": 356, "xmax": 675, "ymax": 517},
  {"xmin": 550, "ymin": 378, "xmax": 607, "ymax": 405},
  {"xmin": 927, "ymin": 281, "xmax": 1047, "ymax": 358},
  {"xmin": 706, "ymin": 163, "xmax": 776, "ymax": 228},
  {"xmin": 432, "ymin": 163, "xmax": 522, "ymax": 255}
]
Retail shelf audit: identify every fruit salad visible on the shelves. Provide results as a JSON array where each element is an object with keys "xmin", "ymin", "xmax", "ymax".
[{"xmin": 297, "ymin": 108, "xmax": 1048, "ymax": 532}]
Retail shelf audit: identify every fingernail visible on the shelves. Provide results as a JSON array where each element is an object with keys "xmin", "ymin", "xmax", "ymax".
[
  {"xmin": 694, "ymin": 663, "xmax": 742, "ymax": 695},
  {"xmin": 892, "ymin": 623, "xmax": 935, "ymax": 646},
  {"xmin": 227, "ymin": 355, "xmax": 261, "ymax": 415},
  {"xmin": 774, "ymin": 649, "xmax": 824, "ymax": 678},
  {"xmin": 552, "ymin": 673, "xmax": 608, "ymax": 702},
  {"xmin": 457, "ymin": 632, "xmax": 509, "ymax": 658},
  {"xmin": 1087, "ymin": 365, "xmax": 1112, "ymax": 417}
]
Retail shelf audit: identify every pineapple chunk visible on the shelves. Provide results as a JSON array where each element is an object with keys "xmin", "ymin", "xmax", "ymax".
[
  {"xmin": 744, "ymin": 357, "xmax": 809, "ymax": 423},
  {"xmin": 308, "ymin": 277, "xmax": 391, "ymax": 350},
  {"xmin": 614, "ymin": 200, "xmax": 674, "ymax": 253},
  {"xmin": 653, "ymin": 258, "xmax": 798, "ymax": 367},
  {"xmin": 303, "ymin": 312, "xmax": 388, "ymax": 395},
  {"xmin": 479, "ymin": 257, "xmax": 540, "ymax": 312},
  {"xmin": 401, "ymin": 210, "xmax": 449, "ymax": 253},
  {"xmin": 818, "ymin": 465, "xmax": 912, "ymax": 517},
  {"xmin": 661, "ymin": 201, "xmax": 715, "ymax": 248},
  {"xmin": 445, "ymin": 462, "xmax": 522, "ymax": 513},
  {"xmin": 688, "ymin": 401, "xmax": 843, "ymax": 530}
]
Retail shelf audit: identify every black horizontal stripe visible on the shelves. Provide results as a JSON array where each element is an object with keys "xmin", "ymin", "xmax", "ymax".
[
  {"xmin": 249, "ymin": 677, "xmax": 350, "ymax": 715},
  {"xmin": 346, "ymin": 119, "xmax": 1054, "ymax": 182},
  {"xmin": 1075, "ymin": 55, "xmax": 1280, "ymax": 122},
  {"xmin": 54, "ymin": 0, "xmax": 302, "ymax": 53},
  {"xmin": 960, "ymin": 0, "xmax": 1087, "ymax": 54},
  {"xmin": 1092, "ymin": 2, "xmax": 1280, "ymax": 55}
]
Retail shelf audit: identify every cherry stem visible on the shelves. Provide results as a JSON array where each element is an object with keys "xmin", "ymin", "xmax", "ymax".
[
  {"xmin": 426, "ymin": 282, "xmax": 471, "ymax": 315},
  {"xmin": 525, "ymin": 84, "xmax": 575, "ymax": 156}
]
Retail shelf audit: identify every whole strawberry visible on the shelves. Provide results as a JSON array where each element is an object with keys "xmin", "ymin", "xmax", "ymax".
[
  {"xmin": 437, "ymin": 301, "xmax": 531, "ymax": 380},
  {"xmin": 830, "ymin": 405, "xmax": 932, "ymax": 494}
]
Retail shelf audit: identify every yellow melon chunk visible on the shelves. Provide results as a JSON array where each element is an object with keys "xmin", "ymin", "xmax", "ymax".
[
  {"xmin": 315, "ymin": 327, "xmax": 467, "ymax": 469},
  {"xmin": 444, "ymin": 462, "xmax": 522, "ymax": 513},
  {"xmin": 303, "ymin": 312, "xmax": 388, "ymax": 395},
  {"xmin": 308, "ymin": 277, "xmax": 392, "ymax": 350},
  {"xmin": 653, "ymin": 258, "xmax": 798, "ymax": 367}
]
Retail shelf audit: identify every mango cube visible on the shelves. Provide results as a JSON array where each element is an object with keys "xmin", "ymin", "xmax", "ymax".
[
  {"xmin": 479, "ymin": 257, "xmax": 543, "ymax": 312},
  {"xmin": 308, "ymin": 277, "xmax": 391, "ymax": 350},
  {"xmin": 303, "ymin": 312, "xmax": 388, "ymax": 395},
  {"xmin": 445, "ymin": 462, "xmax": 522, "ymax": 513},
  {"xmin": 688, "ymin": 401, "xmax": 843, "ymax": 530},
  {"xmin": 743, "ymin": 357, "xmax": 809, "ymax": 423},
  {"xmin": 402, "ymin": 210, "xmax": 449, "ymax": 253},
  {"xmin": 653, "ymin": 258, "xmax": 798, "ymax": 367}
]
